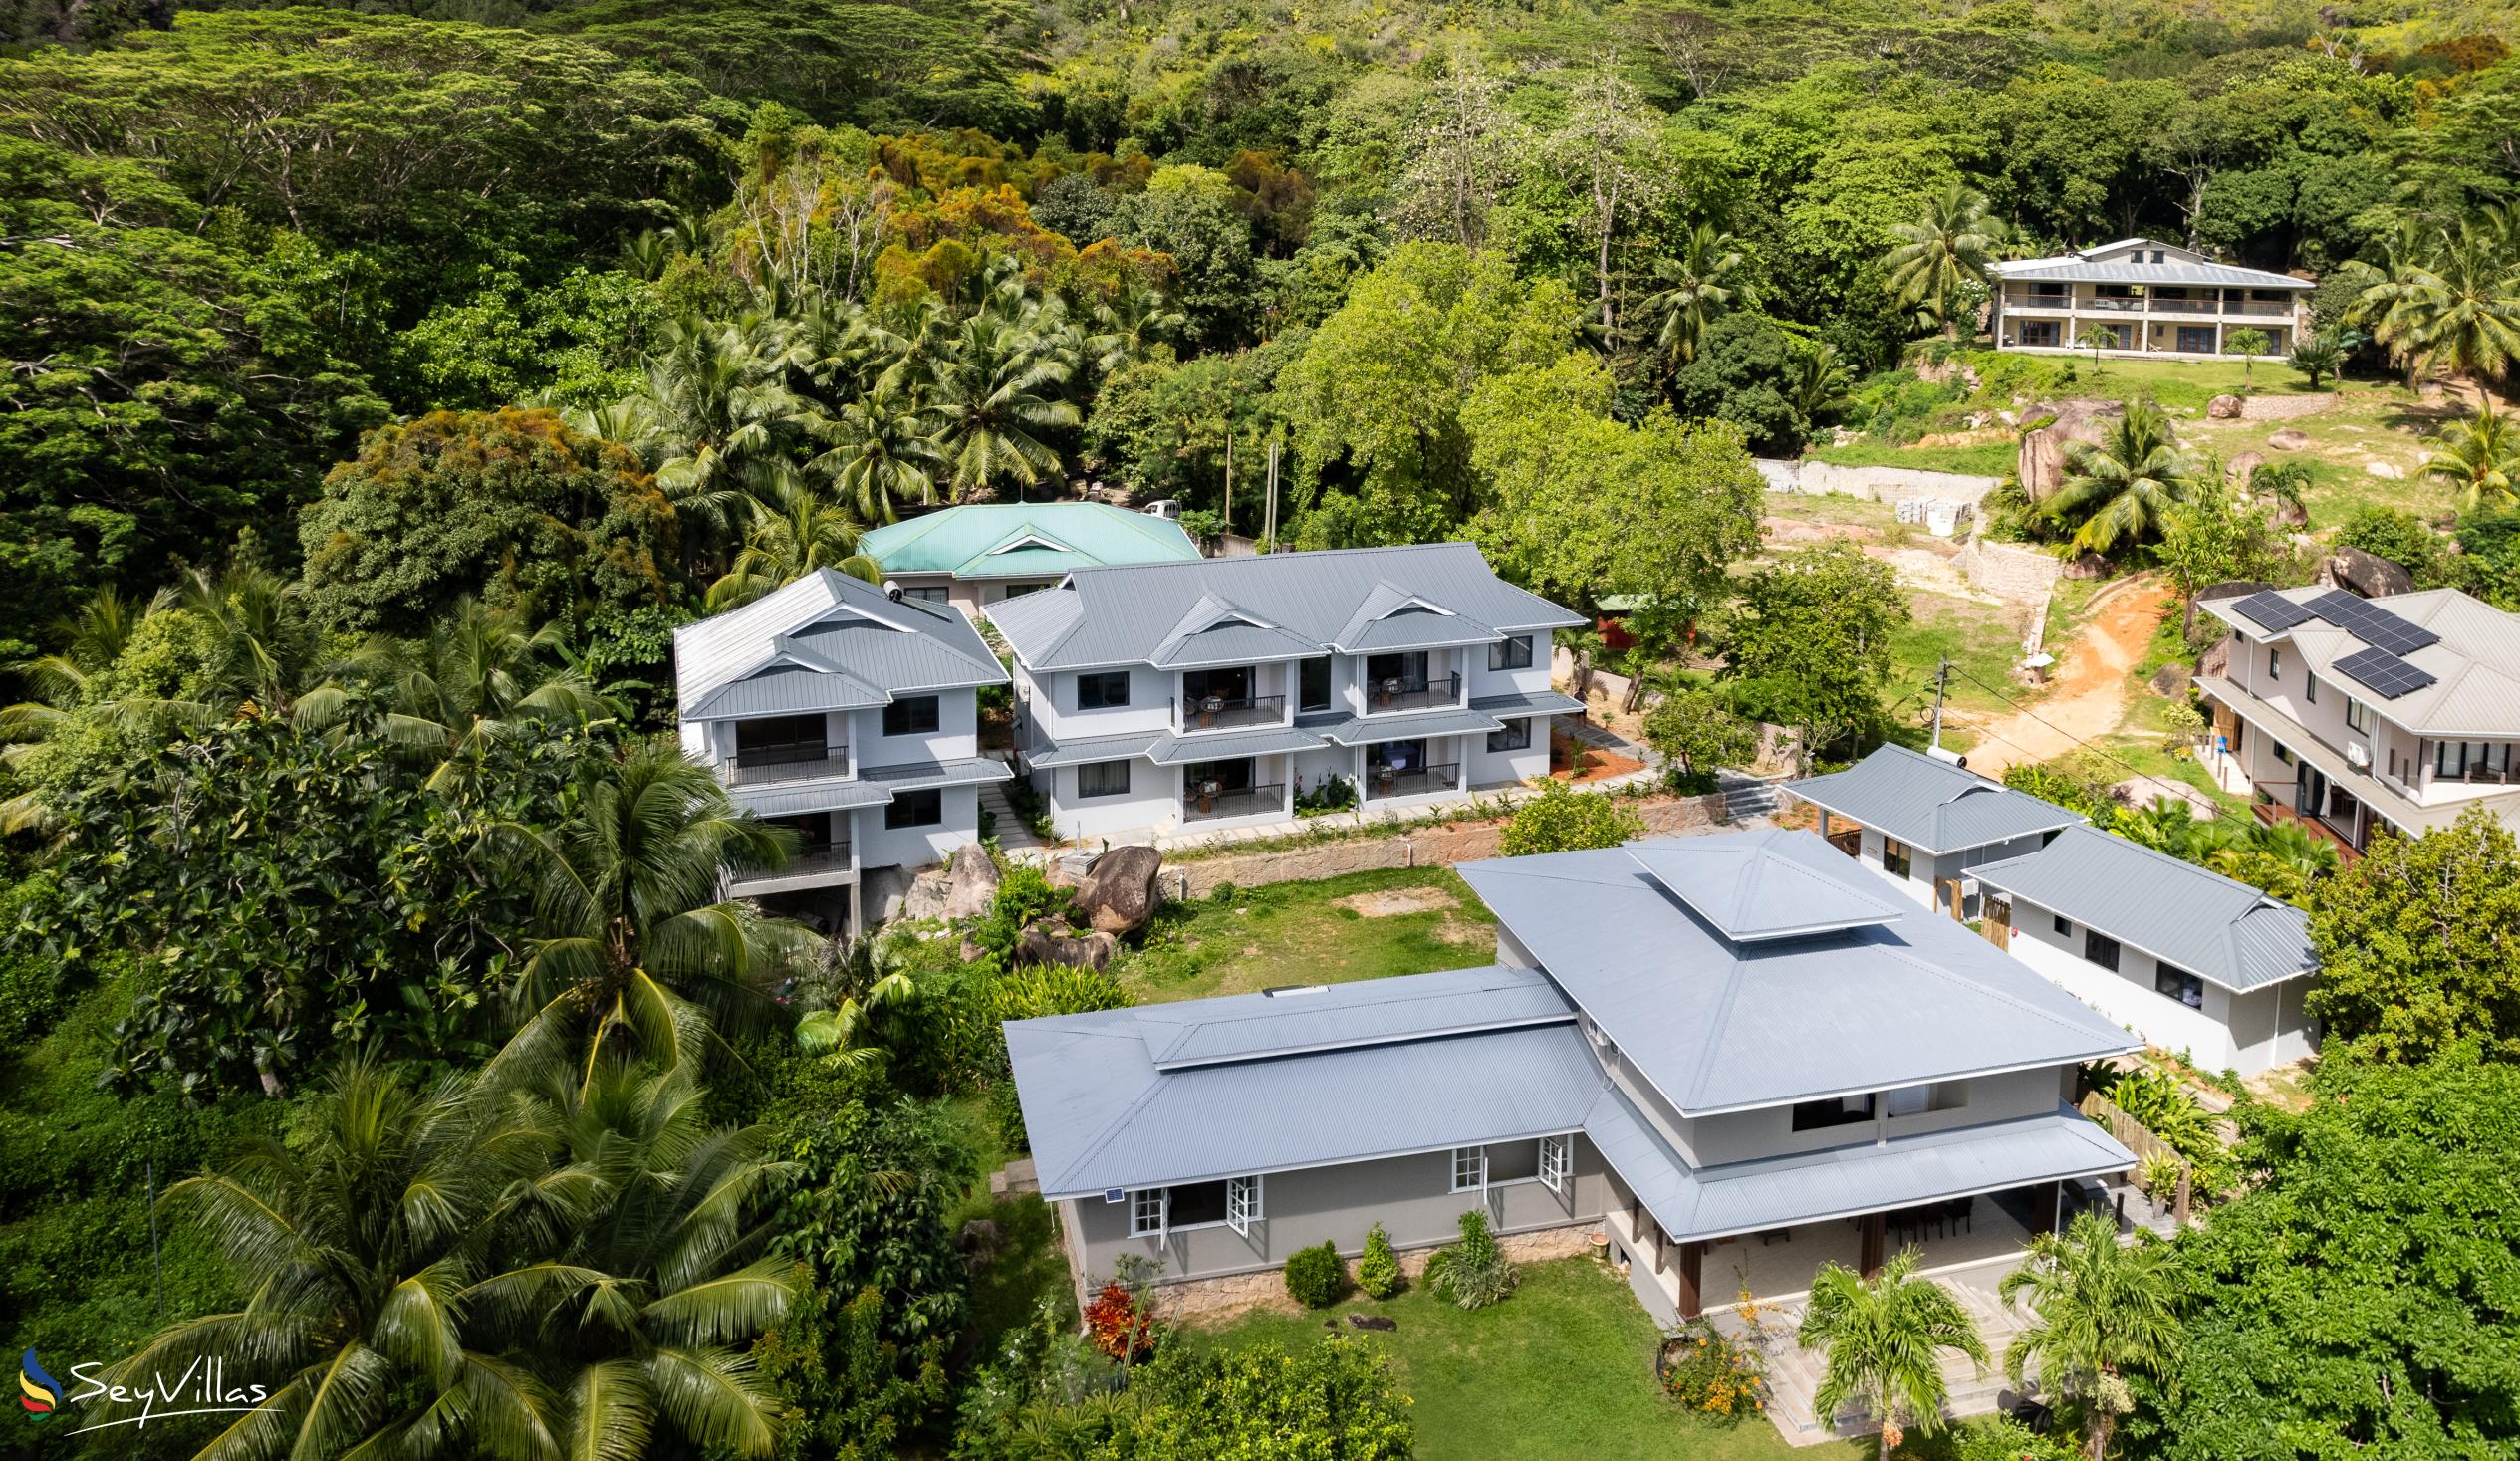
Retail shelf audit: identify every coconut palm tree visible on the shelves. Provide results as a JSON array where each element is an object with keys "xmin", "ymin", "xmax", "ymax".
[
  {"xmin": 301, "ymin": 599, "xmax": 619, "ymax": 772},
  {"xmin": 2356, "ymin": 220, "xmax": 2520, "ymax": 385},
  {"xmin": 493, "ymin": 742, "xmax": 815, "ymax": 1088},
  {"xmin": 1639, "ymin": 224, "xmax": 1744, "ymax": 369},
  {"xmin": 1882, "ymin": 183, "xmax": 2006, "ymax": 339},
  {"xmin": 2422, "ymin": 401, "xmax": 2520, "ymax": 512},
  {"xmin": 928, "ymin": 315, "xmax": 1081, "ymax": 501},
  {"xmin": 172, "ymin": 563, "xmax": 326, "ymax": 718},
  {"xmin": 704, "ymin": 482, "xmax": 883, "ymax": 612},
  {"xmin": 795, "ymin": 934, "xmax": 922, "ymax": 1075},
  {"xmin": 2046, "ymin": 401, "xmax": 2205, "ymax": 554},
  {"xmin": 630, "ymin": 315, "xmax": 808, "ymax": 556},
  {"xmin": 1788, "ymin": 340, "xmax": 1857, "ymax": 425},
  {"xmin": 479, "ymin": 1059, "xmax": 802, "ymax": 1461},
  {"xmin": 1798, "ymin": 1249, "xmax": 1990, "ymax": 1459},
  {"xmin": 0, "ymin": 588, "xmax": 151, "ymax": 750},
  {"xmin": 1998, "ymin": 1212, "xmax": 2182, "ymax": 1461},
  {"xmin": 114, "ymin": 1057, "xmax": 574, "ymax": 1461},
  {"xmin": 2288, "ymin": 331, "xmax": 2344, "ymax": 390},
  {"xmin": 1088, "ymin": 284, "xmax": 1187, "ymax": 377},
  {"xmin": 807, "ymin": 385, "xmax": 946, "ymax": 522}
]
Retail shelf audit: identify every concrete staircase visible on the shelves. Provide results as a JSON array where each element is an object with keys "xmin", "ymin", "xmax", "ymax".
[{"xmin": 979, "ymin": 779, "xmax": 1043, "ymax": 852}]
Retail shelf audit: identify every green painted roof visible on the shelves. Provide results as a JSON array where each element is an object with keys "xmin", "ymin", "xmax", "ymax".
[{"xmin": 861, "ymin": 503, "xmax": 1201, "ymax": 581}]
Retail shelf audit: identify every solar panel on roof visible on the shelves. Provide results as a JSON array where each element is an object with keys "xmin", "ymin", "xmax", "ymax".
[
  {"xmin": 2335, "ymin": 645, "xmax": 2438, "ymax": 700},
  {"xmin": 2306, "ymin": 590, "xmax": 2441, "ymax": 654},
  {"xmin": 2231, "ymin": 591, "xmax": 2314, "ymax": 631}
]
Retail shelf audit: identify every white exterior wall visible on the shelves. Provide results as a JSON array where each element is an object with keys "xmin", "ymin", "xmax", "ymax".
[
  {"xmin": 2222, "ymin": 626, "xmax": 2511, "ymax": 810},
  {"xmin": 854, "ymin": 784, "xmax": 982, "ymax": 869},
  {"xmin": 848, "ymin": 693, "xmax": 977, "ymax": 769},
  {"xmin": 2000, "ymin": 895, "xmax": 2316, "ymax": 1075},
  {"xmin": 1830, "ymin": 820, "xmax": 2048, "ymax": 917},
  {"xmin": 1467, "ymin": 719, "xmax": 1553, "ymax": 787},
  {"xmin": 1345, "ymin": 646, "xmax": 1466, "ymax": 716},
  {"xmin": 1042, "ymin": 760, "xmax": 1168, "ymax": 841},
  {"xmin": 1684, "ymin": 1066, "xmax": 2070, "ymax": 1168},
  {"xmin": 1023, "ymin": 664, "xmax": 1175, "ymax": 743},
  {"xmin": 1464, "ymin": 632, "xmax": 1553, "ymax": 702}
]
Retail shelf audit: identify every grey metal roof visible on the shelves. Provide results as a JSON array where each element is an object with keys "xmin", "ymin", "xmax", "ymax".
[
  {"xmin": 1336, "ymin": 610, "xmax": 1502, "ymax": 653},
  {"xmin": 1457, "ymin": 835, "xmax": 2137, "ymax": 1116},
  {"xmin": 1007, "ymin": 966, "xmax": 1603, "ymax": 1196},
  {"xmin": 1991, "ymin": 239, "xmax": 2309, "ymax": 291},
  {"xmin": 1971, "ymin": 825, "xmax": 2316, "ymax": 992},
  {"xmin": 858, "ymin": 756, "xmax": 1013, "ymax": 794},
  {"xmin": 2199, "ymin": 671, "xmax": 2520, "ymax": 838},
  {"xmin": 2201, "ymin": 586, "xmax": 2520, "ymax": 737},
  {"xmin": 1149, "ymin": 725, "xmax": 1327, "ymax": 766},
  {"xmin": 1588, "ymin": 1091, "xmax": 2135, "ymax": 1244},
  {"xmin": 985, "ymin": 543, "xmax": 1584, "ymax": 672},
  {"xmin": 730, "ymin": 779, "xmax": 894, "ymax": 817},
  {"xmin": 1133, "ymin": 965, "xmax": 1571, "ymax": 1069},
  {"xmin": 1785, "ymin": 744, "xmax": 2084, "ymax": 853},
  {"xmin": 684, "ymin": 660, "xmax": 888, "ymax": 720},
  {"xmin": 673, "ymin": 570, "xmax": 1006, "ymax": 722},
  {"xmin": 1024, "ymin": 729, "xmax": 1170, "ymax": 769},
  {"xmin": 1315, "ymin": 707, "xmax": 1506, "ymax": 746},
  {"xmin": 1473, "ymin": 689, "xmax": 1585, "ymax": 719},
  {"xmin": 1626, "ymin": 831, "xmax": 1908, "ymax": 943}
]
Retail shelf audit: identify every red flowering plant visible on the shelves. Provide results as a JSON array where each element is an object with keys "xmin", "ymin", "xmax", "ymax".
[{"xmin": 1083, "ymin": 1279, "xmax": 1156, "ymax": 1361}]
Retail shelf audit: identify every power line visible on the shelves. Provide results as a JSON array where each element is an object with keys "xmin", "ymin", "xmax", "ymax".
[{"xmin": 1941, "ymin": 664, "xmax": 2209, "ymax": 807}]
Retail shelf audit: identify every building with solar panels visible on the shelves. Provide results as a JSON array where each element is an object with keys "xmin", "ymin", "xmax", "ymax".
[{"xmin": 2194, "ymin": 585, "xmax": 2520, "ymax": 852}]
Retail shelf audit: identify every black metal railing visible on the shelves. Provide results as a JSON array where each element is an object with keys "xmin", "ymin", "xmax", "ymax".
[
  {"xmin": 1180, "ymin": 782, "xmax": 1287, "ymax": 822},
  {"xmin": 1364, "ymin": 673, "xmax": 1461, "ymax": 714},
  {"xmin": 1364, "ymin": 763, "xmax": 1460, "ymax": 800},
  {"xmin": 1174, "ymin": 692, "xmax": 1287, "ymax": 732},
  {"xmin": 729, "ymin": 745, "xmax": 851, "ymax": 785}
]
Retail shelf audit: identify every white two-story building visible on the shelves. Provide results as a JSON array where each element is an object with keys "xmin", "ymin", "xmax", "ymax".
[
  {"xmin": 2195, "ymin": 585, "xmax": 2520, "ymax": 854},
  {"xmin": 985, "ymin": 544, "xmax": 1586, "ymax": 841},
  {"xmin": 673, "ymin": 570, "xmax": 1011, "ymax": 933},
  {"xmin": 1988, "ymin": 238, "xmax": 2312, "ymax": 360}
]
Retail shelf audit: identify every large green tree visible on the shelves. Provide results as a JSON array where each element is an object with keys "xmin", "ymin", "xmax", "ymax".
[
  {"xmin": 299, "ymin": 409, "xmax": 678, "ymax": 634},
  {"xmin": 2303, "ymin": 806, "xmax": 2520, "ymax": 1064},
  {"xmin": 1721, "ymin": 541, "xmax": 1911, "ymax": 761}
]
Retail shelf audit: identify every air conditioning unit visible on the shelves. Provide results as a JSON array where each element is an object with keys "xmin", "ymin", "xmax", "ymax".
[
  {"xmin": 2345, "ymin": 742, "xmax": 2370, "ymax": 768},
  {"xmin": 1959, "ymin": 877, "xmax": 1980, "ymax": 897}
]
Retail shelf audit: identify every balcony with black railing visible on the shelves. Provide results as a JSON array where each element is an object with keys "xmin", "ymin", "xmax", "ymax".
[
  {"xmin": 1364, "ymin": 763, "xmax": 1461, "ymax": 800},
  {"xmin": 728, "ymin": 743, "xmax": 852, "ymax": 786},
  {"xmin": 1180, "ymin": 782, "xmax": 1288, "ymax": 823},
  {"xmin": 1173, "ymin": 692, "xmax": 1288, "ymax": 733},
  {"xmin": 1364, "ymin": 672, "xmax": 1462, "ymax": 714}
]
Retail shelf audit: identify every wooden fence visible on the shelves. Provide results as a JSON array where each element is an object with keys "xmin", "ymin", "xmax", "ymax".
[{"xmin": 2078, "ymin": 1090, "xmax": 2191, "ymax": 1225}]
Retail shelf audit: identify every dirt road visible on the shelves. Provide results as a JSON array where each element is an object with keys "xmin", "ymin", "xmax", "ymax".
[{"xmin": 1953, "ymin": 576, "xmax": 2172, "ymax": 775}]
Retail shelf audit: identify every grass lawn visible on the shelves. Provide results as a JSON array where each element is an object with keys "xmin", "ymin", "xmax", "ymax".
[
  {"xmin": 1188, "ymin": 1258, "xmax": 1868, "ymax": 1461},
  {"xmin": 2047, "ymin": 355, "xmax": 2321, "ymax": 413},
  {"xmin": 942, "ymin": 1096, "xmax": 1079, "ymax": 1350},
  {"xmin": 1108, "ymin": 865, "xmax": 1496, "ymax": 1005},
  {"xmin": 1890, "ymin": 592, "xmax": 2032, "ymax": 721},
  {"xmin": 1808, "ymin": 437, "xmax": 2018, "ymax": 476}
]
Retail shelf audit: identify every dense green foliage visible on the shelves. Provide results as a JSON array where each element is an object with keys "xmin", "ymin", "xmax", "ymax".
[
  {"xmin": 1499, "ymin": 781, "xmax": 1647, "ymax": 856},
  {"xmin": 2305, "ymin": 806, "xmax": 2520, "ymax": 1063},
  {"xmin": 1285, "ymin": 1241, "xmax": 1351, "ymax": 1309}
]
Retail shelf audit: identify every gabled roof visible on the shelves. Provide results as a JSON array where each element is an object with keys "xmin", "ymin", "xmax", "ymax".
[
  {"xmin": 1970, "ymin": 825, "xmax": 2316, "ymax": 993},
  {"xmin": 1626, "ymin": 830, "xmax": 1907, "ymax": 942},
  {"xmin": 1587, "ymin": 1089, "xmax": 2135, "ymax": 1245},
  {"xmin": 1784, "ymin": 744, "xmax": 2085, "ymax": 853},
  {"xmin": 1991, "ymin": 238, "xmax": 2310, "ymax": 291},
  {"xmin": 1006, "ymin": 966, "xmax": 1593, "ymax": 1196},
  {"xmin": 1456, "ymin": 835, "xmax": 2136, "ymax": 1116},
  {"xmin": 1148, "ymin": 592, "xmax": 1323, "ymax": 668},
  {"xmin": 2203, "ymin": 586, "xmax": 2520, "ymax": 737},
  {"xmin": 985, "ymin": 543, "xmax": 1584, "ymax": 672},
  {"xmin": 672, "ymin": 570, "xmax": 1006, "ymax": 722},
  {"xmin": 860, "ymin": 503, "xmax": 1200, "ymax": 580}
]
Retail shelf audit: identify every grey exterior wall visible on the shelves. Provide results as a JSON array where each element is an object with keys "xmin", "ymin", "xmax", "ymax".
[
  {"xmin": 1686, "ymin": 1065, "xmax": 2070, "ymax": 1167},
  {"xmin": 1067, "ymin": 1136, "xmax": 1612, "ymax": 1286},
  {"xmin": 2003, "ymin": 890, "xmax": 2317, "ymax": 1074},
  {"xmin": 1841, "ymin": 822, "xmax": 2052, "ymax": 916}
]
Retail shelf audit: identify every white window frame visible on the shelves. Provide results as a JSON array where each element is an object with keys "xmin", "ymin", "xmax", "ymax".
[
  {"xmin": 1130, "ymin": 1188, "xmax": 1165, "ymax": 1239},
  {"xmin": 1225, "ymin": 1174, "xmax": 1261, "ymax": 1236},
  {"xmin": 1538, "ymin": 1133, "xmax": 1570, "ymax": 1194},
  {"xmin": 1450, "ymin": 1145, "xmax": 1487, "ymax": 1193},
  {"xmin": 2346, "ymin": 697, "xmax": 2374, "ymax": 735}
]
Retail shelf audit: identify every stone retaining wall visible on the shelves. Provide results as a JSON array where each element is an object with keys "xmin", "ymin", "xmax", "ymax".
[
  {"xmin": 1959, "ymin": 538, "xmax": 2064, "ymax": 600},
  {"xmin": 1150, "ymin": 1222, "xmax": 1601, "ymax": 1325},
  {"xmin": 2237, "ymin": 392, "xmax": 2334, "ymax": 421},
  {"xmin": 1159, "ymin": 793, "xmax": 1730, "ymax": 899},
  {"xmin": 1757, "ymin": 457, "xmax": 2005, "ymax": 506}
]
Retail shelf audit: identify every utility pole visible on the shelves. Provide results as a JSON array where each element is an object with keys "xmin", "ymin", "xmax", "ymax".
[
  {"xmin": 1928, "ymin": 654, "xmax": 1951, "ymax": 752},
  {"xmin": 1263, "ymin": 440, "xmax": 1279, "ymax": 550},
  {"xmin": 1223, "ymin": 433, "xmax": 1233, "ymax": 537}
]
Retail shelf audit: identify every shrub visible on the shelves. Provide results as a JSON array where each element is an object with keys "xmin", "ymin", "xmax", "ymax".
[
  {"xmin": 1421, "ymin": 1209, "xmax": 1515, "ymax": 1310},
  {"xmin": 1941, "ymin": 1413, "xmax": 2083, "ymax": 1461},
  {"xmin": 1356, "ymin": 1222, "xmax": 1402, "ymax": 1300},
  {"xmin": 1085, "ymin": 1279, "xmax": 1156, "ymax": 1360},
  {"xmin": 1657, "ymin": 1317, "xmax": 1768, "ymax": 1419},
  {"xmin": 1284, "ymin": 1241, "xmax": 1349, "ymax": 1309},
  {"xmin": 1499, "ymin": 782, "xmax": 1644, "ymax": 856}
]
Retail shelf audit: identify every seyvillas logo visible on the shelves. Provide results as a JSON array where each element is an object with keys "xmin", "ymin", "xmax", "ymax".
[{"xmin": 19, "ymin": 1351, "xmax": 61, "ymax": 1420}]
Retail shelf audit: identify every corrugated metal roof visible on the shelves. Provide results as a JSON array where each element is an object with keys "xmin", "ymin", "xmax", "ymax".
[
  {"xmin": 1972, "ymin": 827, "xmax": 2314, "ymax": 992},
  {"xmin": 1472, "ymin": 689, "xmax": 1585, "ymax": 718},
  {"xmin": 2199, "ymin": 671, "xmax": 2520, "ymax": 837},
  {"xmin": 857, "ymin": 756, "xmax": 1013, "ymax": 793},
  {"xmin": 1337, "ymin": 611, "xmax": 1502, "ymax": 653},
  {"xmin": 2200, "ymin": 586, "xmax": 2520, "ymax": 737},
  {"xmin": 1149, "ymin": 725, "xmax": 1326, "ymax": 765},
  {"xmin": 1316, "ymin": 707, "xmax": 1505, "ymax": 746},
  {"xmin": 861, "ymin": 503, "xmax": 1199, "ymax": 579},
  {"xmin": 684, "ymin": 661, "xmax": 889, "ymax": 720},
  {"xmin": 1457, "ymin": 835, "xmax": 2136, "ymax": 1115},
  {"xmin": 1784, "ymin": 744, "xmax": 2084, "ymax": 852},
  {"xmin": 1626, "ymin": 831, "xmax": 1908, "ymax": 942},
  {"xmin": 1024, "ymin": 729, "xmax": 1170, "ymax": 769},
  {"xmin": 1134, "ymin": 965, "xmax": 1570, "ymax": 1068},
  {"xmin": 1588, "ymin": 1091, "xmax": 2135, "ymax": 1243},
  {"xmin": 672, "ymin": 570, "xmax": 1006, "ymax": 719},
  {"xmin": 985, "ymin": 543, "xmax": 1584, "ymax": 671},
  {"xmin": 1990, "ymin": 240, "xmax": 2308, "ymax": 291},
  {"xmin": 730, "ymin": 780, "xmax": 894, "ymax": 816},
  {"xmin": 1009, "ymin": 1010, "xmax": 1605, "ymax": 1196}
]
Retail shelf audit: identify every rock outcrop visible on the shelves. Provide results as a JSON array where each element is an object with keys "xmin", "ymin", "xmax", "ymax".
[
  {"xmin": 1073, "ymin": 844, "xmax": 1163, "ymax": 935},
  {"xmin": 1017, "ymin": 919, "xmax": 1117, "ymax": 970},
  {"xmin": 939, "ymin": 843, "xmax": 1002, "ymax": 921},
  {"xmin": 2017, "ymin": 400, "xmax": 2124, "ymax": 502}
]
